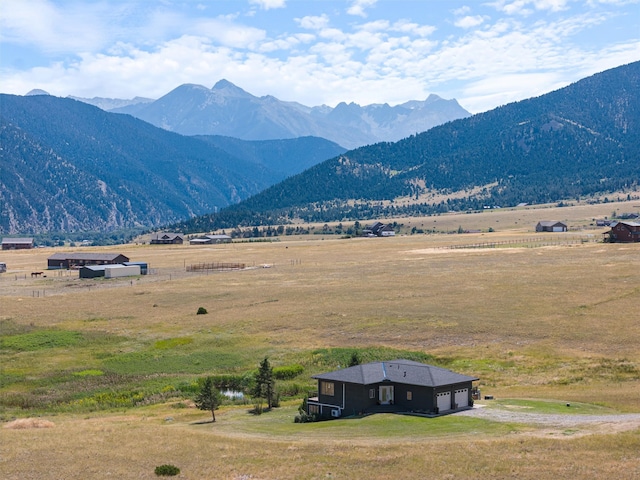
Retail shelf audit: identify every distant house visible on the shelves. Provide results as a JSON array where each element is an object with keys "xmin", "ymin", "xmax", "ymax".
[
  {"xmin": 596, "ymin": 219, "xmax": 612, "ymax": 227},
  {"xmin": 1, "ymin": 238, "xmax": 34, "ymax": 250},
  {"xmin": 606, "ymin": 221, "xmax": 640, "ymax": 243},
  {"xmin": 307, "ymin": 359, "xmax": 478, "ymax": 419},
  {"xmin": 150, "ymin": 233, "xmax": 184, "ymax": 245},
  {"xmin": 535, "ymin": 221, "xmax": 567, "ymax": 232},
  {"xmin": 48, "ymin": 252, "xmax": 130, "ymax": 269},
  {"xmin": 363, "ymin": 222, "xmax": 396, "ymax": 237},
  {"xmin": 189, "ymin": 234, "xmax": 232, "ymax": 245}
]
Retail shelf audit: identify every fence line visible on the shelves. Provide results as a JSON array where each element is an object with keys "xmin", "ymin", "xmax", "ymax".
[
  {"xmin": 186, "ymin": 262, "xmax": 246, "ymax": 272},
  {"xmin": 441, "ymin": 236, "xmax": 596, "ymax": 250}
]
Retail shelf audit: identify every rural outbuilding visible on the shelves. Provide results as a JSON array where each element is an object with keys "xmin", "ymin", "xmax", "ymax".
[
  {"xmin": 104, "ymin": 264, "xmax": 140, "ymax": 278},
  {"xmin": 79, "ymin": 265, "xmax": 107, "ymax": 278},
  {"xmin": 606, "ymin": 221, "xmax": 640, "ymax": 243},
  {"xmin": 189, "ymin": 234, "xmax": 232, "ymax": 245},
  {"xmin": 307, "ymin": 359, "xmax": 478, "ymax": 419},
  {"xmin": 48, "ymin": 252, "xmax": 130, "ymax": 269},
  {"xmin": 1, "ymin": 238, "xmax": 34, "ymax": 250},
  {"xmin": 535, "ymin": 221, "xmax": 567, "ymax": 232}
]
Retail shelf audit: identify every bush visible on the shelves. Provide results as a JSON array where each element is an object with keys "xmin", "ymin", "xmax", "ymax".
[
  {"xmin": 196, "ymin": 307, "xmax": 208, "ymax": 315},
  {"xmin": 155, "ymin": 464, "xmax": 180, "ymax": 476},
  {"xmin": 294, "ymin": 411, "xmax": 318, "ymax": 423},
  {"xmin": 273, "ymin": 364, "xmax": 304, "ymax": 380}
]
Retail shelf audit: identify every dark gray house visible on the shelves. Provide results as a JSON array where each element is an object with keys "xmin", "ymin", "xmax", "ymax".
[
  {"xmin": 150, "ymin": 233, "xmax": 184, "ymax": 245},
  {"xmin": 307, "ymin": 359, "xmax": 478, "ymax": 419},
  {"xmin": 535, "ymin": 221, "xmax": 567, "ymax": 232},
  {"xmin": 363, "ymin": 222, "xmax": 396, "ymax": 237}
]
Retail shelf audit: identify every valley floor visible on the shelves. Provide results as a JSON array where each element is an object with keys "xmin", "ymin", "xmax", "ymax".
[{"xmin": 1, "ymin": 201, "xmax": 639, "ymax": 479}]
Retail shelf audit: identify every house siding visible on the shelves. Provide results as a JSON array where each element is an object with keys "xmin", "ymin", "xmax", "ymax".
[
  {"xmin": 48, "ymin": 254, "xmax": 130, "ymax": 269},
  {"xmin": 608, "ymin": 222, "xmax": 640, "ymax": 243},
  {"xmin": 311, "ymin": 380, "xmax": 473, "ymax": 418}
]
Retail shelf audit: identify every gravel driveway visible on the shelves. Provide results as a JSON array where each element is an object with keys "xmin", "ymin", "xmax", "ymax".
[{"xmin": 456, "ymin": 405, "xmax": 640, "ymax": 429}]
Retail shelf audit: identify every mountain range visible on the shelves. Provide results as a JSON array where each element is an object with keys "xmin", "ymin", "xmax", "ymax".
[
  {"xmin": 91, "ymin": 80, "xmax": 470, "ymax": 149},
  {"xmin": 2, "ymin": 61, "xmax": 638, "ymax": 236},
  {"xmin": 0, "ymin": 96, "xmax": 344, "ymax": 234},
  {"xmin": 174, "ymin": 61, "xmax": 640, "ymax": 232}
]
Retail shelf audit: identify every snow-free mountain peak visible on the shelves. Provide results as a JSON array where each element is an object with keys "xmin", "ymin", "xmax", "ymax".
[
  {"xmin": 211, "ymin": 79, "xmax": 252, "ymax": 97},
  {"xmin": 25, "ymin": 89, "xmax": 50, "ymax": 96},
  {"xmin": 75, "ymin": 81, "xmax": 471, "ymax": 149}
]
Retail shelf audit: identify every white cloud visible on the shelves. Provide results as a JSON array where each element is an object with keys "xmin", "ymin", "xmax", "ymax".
[
  {"xmin": 0, "ymin": 0, "xmax": 111, "ymax": 53},
  {"xmin": 391, "ymin": 20, "xmax": 437, "ymax": 37},
  {"xmin": 455, "ymin": 15, "xmax": 488, "ymax": 28},
  {"xmin": 487, "ymin": 0, "xmax": 571, "ymax": 15},
  {"xmin": 452, "ymin": 6, "xmax": 472, "ymax": 16},
  {"xmin": 0, "ymin": 0, "xmax": 638, "ymax": 115},
  {"xmin": 249, "ymin": 0, "xmax": 287, "ymax": 10},
  {"xmin": 347, "ymin": 0, "xmax": 378, "ymax": 17},
  {"xmin": 295, "ymin": 14, "xmax": 330, "ymax": 30}
]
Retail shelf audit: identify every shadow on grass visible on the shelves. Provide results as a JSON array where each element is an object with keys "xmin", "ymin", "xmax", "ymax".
[{"xmin": 191, "ymin": 419, "xmax": 216, "ymax": 425}]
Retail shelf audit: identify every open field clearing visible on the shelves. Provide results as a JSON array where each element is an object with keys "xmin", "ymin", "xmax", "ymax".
[{"xmin": 1, "ymin": 203, "xmax": 639, "ymax": 478}]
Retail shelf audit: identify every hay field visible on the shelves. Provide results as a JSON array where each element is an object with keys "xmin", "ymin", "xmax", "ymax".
[{"xmin": 1, "ymin": 202, "xmax": 639, "ymax": 479}]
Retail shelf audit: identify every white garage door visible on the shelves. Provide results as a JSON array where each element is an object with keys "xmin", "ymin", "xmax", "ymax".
[
  {"xmin": 454, "ymin": 388, "xmax": 468, "ymax": 408},
  {"xmin": 437, "ymin": 392, "xmax": 451, "ymax": 412}
]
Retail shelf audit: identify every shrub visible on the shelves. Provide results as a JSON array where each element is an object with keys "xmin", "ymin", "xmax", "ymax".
[
  {"xmin": 155, "ymin": 464, "xmax": 180, "ymax": 476},
  {"xmin": 294, "ymin": 412, "xmax": 318, "ymax": 423},
  {"xmin": 196, "ymin": 307, "xmax": 208, "ymax": 315},
  {"xmin": 273, "ymin": 364, "xmax": 304, "ymax": 380}
]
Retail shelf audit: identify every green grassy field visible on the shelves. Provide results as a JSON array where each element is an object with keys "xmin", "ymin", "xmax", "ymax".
[{"xmin": 1, "ymin": 201, "xmax": 639, "ymax": 478}]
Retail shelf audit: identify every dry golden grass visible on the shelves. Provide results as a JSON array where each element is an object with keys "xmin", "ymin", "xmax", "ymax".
[
  {"xmin": 3, "ymin": 418, "xmax": 55, "ymax": 429},
  {"xmin": 1, "ymin": 407, "xmax": 639, "ymax": 479},
  {"xmin": 1, "ymin": 201, "xmax": 640, "ymax": 478}
]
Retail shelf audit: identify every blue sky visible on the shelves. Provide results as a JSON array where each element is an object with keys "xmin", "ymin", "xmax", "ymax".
[{"xmin": 1, "ymin": 0, "xmax": 638, "ymax": 112}]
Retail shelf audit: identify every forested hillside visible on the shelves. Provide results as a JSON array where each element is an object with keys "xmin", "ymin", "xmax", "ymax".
[
  {"xmin": 0, "ymin": 96, "xmax": 343, "ymax": 234},
  {"xmin": 175, "ymin": 61, "xmax": 640, "ymax": 232}
]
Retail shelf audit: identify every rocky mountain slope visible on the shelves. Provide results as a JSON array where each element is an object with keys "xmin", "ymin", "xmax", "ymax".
[
  {"xmin": 0, "ymin": 96, "xmax": 344, "ymax": 234},
  {"xmin": 174, "ymin": 61, "xmax": 640, "ymax": 232},
  {"xmin": 110, "ymin": 80, "xmax": 470, "ymax": 149}
]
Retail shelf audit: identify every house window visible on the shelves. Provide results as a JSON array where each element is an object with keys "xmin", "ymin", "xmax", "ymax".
[
  {"xmin": 308, "ymin": 404, "xmax": 319, "ymax": 414},
  {"xmin": 321, "ymin": 381, "xmax": 335, "ymax": 396},
  {"xmin": 369, "ymin": 388, "xmax": 375, "ymax": 399},
  {"xmin": 407, "ymin": 391, "xmax": 412, "ymax": 401}
]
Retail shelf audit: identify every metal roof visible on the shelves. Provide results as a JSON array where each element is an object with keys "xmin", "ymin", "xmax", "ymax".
[
  {"xmin": 1, "ymin": 238, "xmax": 34, "ymax": 244},
  {"xmin": 537, "ymin": 221, "xmax": 566, "ymax": 227},
  {"xmin": 312, "ymin": 359, "xmax": 478, "ymax": 387},
  {"xmin": 48, "ymin": 252, "xmax": 128, "ymax": 261}
]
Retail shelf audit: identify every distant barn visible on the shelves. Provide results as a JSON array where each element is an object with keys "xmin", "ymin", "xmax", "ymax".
[
  {"xmin": 48, "ymin": 252, "xmax": 130, "ymax": 269},
  {"xmin": 79, "ymin": 263, "xmax": 143, "ymax": 278},
  {"xmin": 189, "ymin": 234, "xmax": 232, "ymax": 245},
  {"xmin": 2, "ymin": 238, "xmax": 35, "ymax": 250}
]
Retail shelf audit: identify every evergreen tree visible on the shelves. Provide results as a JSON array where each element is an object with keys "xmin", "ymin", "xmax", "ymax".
[
  {"xmin": 194, "ymin": 377, "xmax": 222, "ymax": 422},
  {"xmin": 348, "ymin": 351, "xmax": 361, "ymax": 367},
  {"xmin": 253, "ymin": 357, "xmax": 276, "ymax": 410}
]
